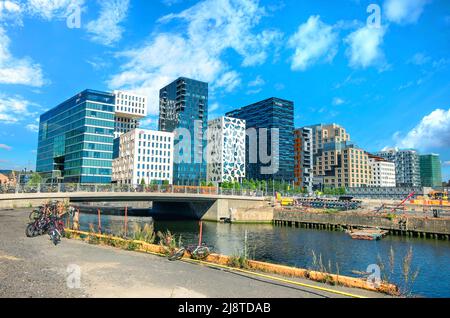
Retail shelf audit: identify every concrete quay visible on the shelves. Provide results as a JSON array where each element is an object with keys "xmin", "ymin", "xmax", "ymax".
[{"xmin": 274, "ymin": 210, "xmax": 450, "ymax": 239}]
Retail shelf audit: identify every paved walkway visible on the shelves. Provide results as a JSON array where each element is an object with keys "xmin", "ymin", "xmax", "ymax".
[{"xmin": 0, "ymin": 209, "xmax": 388, "ymax": 298}]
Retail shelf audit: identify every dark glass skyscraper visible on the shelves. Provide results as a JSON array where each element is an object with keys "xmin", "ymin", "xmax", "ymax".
[
  {"xmin": 420, "ymin": 154, "xmax": 442, "ymax": 188},
  {"xmin": 226, "ymin": 97, "xmax": 295, "ymax": 182},
  {"xmin": 36, "ymin": 90, "xmax": 115, "ymax": 183},
  {"xmin": 159, "ymin": 77, "xmax": 208, "ymax": 185}
]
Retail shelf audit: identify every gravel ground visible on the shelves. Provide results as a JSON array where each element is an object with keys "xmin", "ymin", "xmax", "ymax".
[{"xmin": 0, "ymin": 209, "xmax": 388, "ymax": 298}]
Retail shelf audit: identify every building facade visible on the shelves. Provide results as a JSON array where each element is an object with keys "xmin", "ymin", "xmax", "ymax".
[
  {"xmin": 420, "ymin": 154, "xmax": 442, "ymax": 188},
  {"xmin": 112, "ymin": 129, "xmax": 174, "ymax": 185},
  {"xmin": 113, "ymin": 90, "xmax": 147, "ymax": 139},
  {"xmin": 308, "ymin": 124, "xmax": 371, "ymax": 189},
  {"xmin": 207, "ymin": 117, "xmax": 246, "ymax": 184},
  {"xmin": 376, "ymin": 149, "xmax": 421, "ymax": 187},
  {"xmin": 159, "ymin": 77, "xmax": 208, "ymax": 185},
  {"xmin": 36, "ymin": 90, "xmax": 116, "ymax": 184},
  {"xmin": 226, "ymin": 97, "xmax": 295, "ymax": 182},
  {"xmin": 368, "ymin": 154, "xmax": 396, "ymax": 187},
  {"xmin": 294, "ymin": 127, "xmax": 313, "ymax": 191}
]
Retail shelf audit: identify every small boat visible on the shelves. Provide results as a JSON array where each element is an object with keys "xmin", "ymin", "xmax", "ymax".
[{"xmin": 347, "ymin": 228, "xmax": 388, "ymax": 241}]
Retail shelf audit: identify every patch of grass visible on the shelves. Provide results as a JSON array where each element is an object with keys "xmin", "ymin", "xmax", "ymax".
[
  {"xmin": 157, "ymin": 230, "xmax": 182, "ymax": 256},
  {"xmin": 131, "ymin": 223, "xmax": 155, "ymax": 244},
  {"xmin": 386, "ymin": 213, "xmax": 396, "ymax": 221},
  {"xmin": 87, "ymin": 223, "xmax": 100, "ymax": 245},
  {"xmin": 228, "ymin": 254, "xmax": 249, "ymax": 269},
  {"xmin": 377, "ymin": 246, "xmax": 420, "ymax": 297},
  {"xmin": 324, "ymin": 208, "xmax": 340, "ymax": 214}
]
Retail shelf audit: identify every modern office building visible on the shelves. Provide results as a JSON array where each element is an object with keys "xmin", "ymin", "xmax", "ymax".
[
  {"xmin": 368, "ymin": 154, "xmax": 396, "ymax": 187},
  {"xmin": 207, "ymin": 116, "xmax": 246, "ymax": 184},
  {"xmin": 308, "ymin": 124, "xmax": 371, "ymax": 188},
  {"xmin": 36, "ymin": 90, "xmax": 116, "ymax": 183},
  {"xmin": 376, "ymin": 148, "xmax": 421, "ymax": 187},
  {"xmin": 36, "ymin": 89, "xmax": 147, "ymax": 184},
  {"xmin": 294, "ymin": 127, "xmax": 313, "ymax": 191},
  {"xmin": 112, "ymin": 129, "xmax": 174, "ymax": 185},
  {"xmin": 159, "ymin": 77, "xmax": 208, "ymax": 185},
  {"xmin": 226, "ymin": 97, "xmax": 295, "ymax": 182},
  {"xmin": 113, "ymin": 90, "xmax": 147, "ymax": 139},
  {"xmin": 420, "ymin": 154, "xmax": 442, "ymax": 188}
]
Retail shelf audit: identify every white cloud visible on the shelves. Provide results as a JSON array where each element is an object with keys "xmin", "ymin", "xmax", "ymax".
[
  {"xmin": 25, "ymin": 0, "xmax": 84, "ymax": 20},
  {"xmin": 86, "ymin": 0, "xmax": 130, "ymax": 46},
  {"xmin": 139, "ymin": 117, "xmax": 157, "ymax": 130},
  {"xmin": 395, "ymin": 108, "xmax": 450, "ymax": 150},
  {"xmin": 384, "ymin": 0, "xmax": 430, "ymax": 25},
  {"xmin": 0, "ymin": 94, "xmax": 38, "ymax": 124},
  {"xmin": 248, "ymin": 75, "xmax": 265, "ymax": 87},
  {"xmin": 26, "ymin": 123, "xmax": 39, "ymax": 132},
  {"xmin": 332, "ymin": 97, "xmax": 345, "ymax": 105},
  {"xmin": 0, "ymin": 144, "xmax": 12, "ymax": 151},
  {"xmin": 108, "ymin": 0, "xmax": 281, "ymax": 115},
  {"xmin": 209, "ymin": 102, "xmax": 220, "ymax": 112},
  {"xmin": 407, "ymin": 52, "xmax": 431, "ymax": 65},
  {"xmin": 288, "ymin": 15, "xmax": 338, "ymax": 71},
  {"xmin": 0, "ymin": 27, "xmax": 44, "ymax": 86},
  {"xmin": 216, "ymin": 71, "xmax": 241, "ymax": 92},
  {"xmin": 0, "ymin": 0, "xmax": 22, "ymax": 24},
  {"xmin": 345, "ymin": 25, "xmax": 386, "ymax": 69}
]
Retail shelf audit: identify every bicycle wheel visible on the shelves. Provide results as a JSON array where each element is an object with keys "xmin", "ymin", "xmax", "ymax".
[
  {"xmin": 26, "ymin": 223, "xmax": 36, "ymax": 237},
  {"xmin": 192, "ymin": 246, "xmax": 210, "ymax": 260},
  {"xmin": 29, "ymin": 210, "xmax": 41, "ymax": 221},
  {"xmin": 169, "ymin": 248, "xmax": 186, "ymax": 261}
]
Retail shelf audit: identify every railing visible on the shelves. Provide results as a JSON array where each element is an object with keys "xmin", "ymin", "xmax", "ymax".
[{"xmin": 0, "ymin": 184, "xmax": 270, "ymax": 198}]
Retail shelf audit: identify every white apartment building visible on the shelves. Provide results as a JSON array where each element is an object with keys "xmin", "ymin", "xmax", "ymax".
[
  {"xmin": 112, "ymin": 129, "xmax": 174, "ymax": 185},
  {"xmin": 207, "ymin": 116, "xmax": 246, "ymax": 183},
  {"xmin": 113, "ymin": 90, "xmax": 148, "ymax": 138},
  {"xmin": 369, "ymin": 155, "xmax": 396, "ymax": 187}
]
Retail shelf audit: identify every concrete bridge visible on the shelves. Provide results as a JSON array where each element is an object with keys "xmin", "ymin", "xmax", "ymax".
[{"xmin": 0, "ymin": 192, "xmax": 273, "ymax": 222}]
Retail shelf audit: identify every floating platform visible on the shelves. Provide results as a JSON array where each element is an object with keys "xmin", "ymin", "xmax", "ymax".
[{"xmin": 347, "ymin": 228, "xmax": 388, "ymax": 241}]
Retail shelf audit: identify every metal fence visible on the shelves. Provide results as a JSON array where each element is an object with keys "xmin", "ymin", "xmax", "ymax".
[{"xmin": 0, "ymin": 183, "xmax": 270, "ymax": 198}]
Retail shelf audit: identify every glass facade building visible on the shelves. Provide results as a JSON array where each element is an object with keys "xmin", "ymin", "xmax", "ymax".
[
  {"xmin": 158, "ymin": 77, "xmax": 208, "ymax": 185},
  {"xmin": 36, "ymin": 90, "xmax": 115, "ymax": 183},
  {"xmin": 420, "ymin": 154, "xmax": 442, "ymax": 188},
  {"xmin": 226, "ymin": 97, "xmax": 295, "ymax": 182}
]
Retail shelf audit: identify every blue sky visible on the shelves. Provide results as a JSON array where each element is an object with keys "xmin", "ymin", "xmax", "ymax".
[{"xmin": 0, "ymin": 0, "xmax": 449, "ymax": 181}]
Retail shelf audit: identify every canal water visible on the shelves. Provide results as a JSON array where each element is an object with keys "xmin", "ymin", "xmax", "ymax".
[{"xmin": 78, "ymin": 213, "xmax": 450, "ymax": 298}]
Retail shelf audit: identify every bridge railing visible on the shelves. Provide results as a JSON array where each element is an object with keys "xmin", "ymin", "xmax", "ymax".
[{"xmin": 0, "ymin": 183, "xmax": 271, "ymax": 198}]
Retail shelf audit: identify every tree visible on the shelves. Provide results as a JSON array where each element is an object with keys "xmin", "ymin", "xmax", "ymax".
[
  {"xmin": 27, "ymin": 172, "xmax": 42, "ymax": 186},
  {"xmin": 140, "ymin": 178, "xmax": 146, "ymax": 186}
]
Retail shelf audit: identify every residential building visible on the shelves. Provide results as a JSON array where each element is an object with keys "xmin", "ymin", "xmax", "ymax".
[
  {"xmin": 113, "ymin": 90, "xmax": 147, "ymax": 139},
  {"xmin": 308, "ymin": 124, "xmax": 371, "ymax": 188},
  {"xmin": 294, "ymin": 127, "xmax": 313, "ymax": 191},
  {"xmin": 420, "ymin": 154, "xmax": 442, "ymax": 188},
  {"xmin": 159, "ymin": 77, "xmax": 208, "ymax": 185},
  {"xmin": 368, "ymin": 154, "xmax": 396, "ymax": 187},
  {"xmin": 226, "ymin": 97, "xmax": 295, "ymax": 182},
  {"xmin": 36, "ymin": 90, "xmax": 116, "ymax": 184},
  {"xmin": 309, "ymin": 123, "xmax": 351, "ymax": 155},
  {"xmin": 207, "ymin": 116, "xmax": 246, "ymax": 184},
  {"xmin": 376, "ymin": 148, "xmax": 421, "ymax": 187},
  {"xmin": 112, "ymin": 129, "xmax": 174, "ymax": 185}
]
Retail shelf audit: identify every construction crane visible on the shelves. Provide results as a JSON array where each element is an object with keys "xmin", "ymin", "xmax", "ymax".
[{"xmin": 391, "ymin": 191, "xmax": 416, "ymax": 213}]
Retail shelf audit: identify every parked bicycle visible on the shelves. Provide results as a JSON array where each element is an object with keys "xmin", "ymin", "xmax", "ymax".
[
  {"xmin": 168, "ymin": 243, "xmax": 212, "ymax": 261},
  {"xmin": 25, "ymin": 201, "xmax": 75, "ymax": 245}
]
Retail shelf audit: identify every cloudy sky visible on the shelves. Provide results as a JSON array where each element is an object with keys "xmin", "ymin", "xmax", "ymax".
[{"xmin": 0, "ymin": 0, "xmax": 449, "ymax": 181}]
